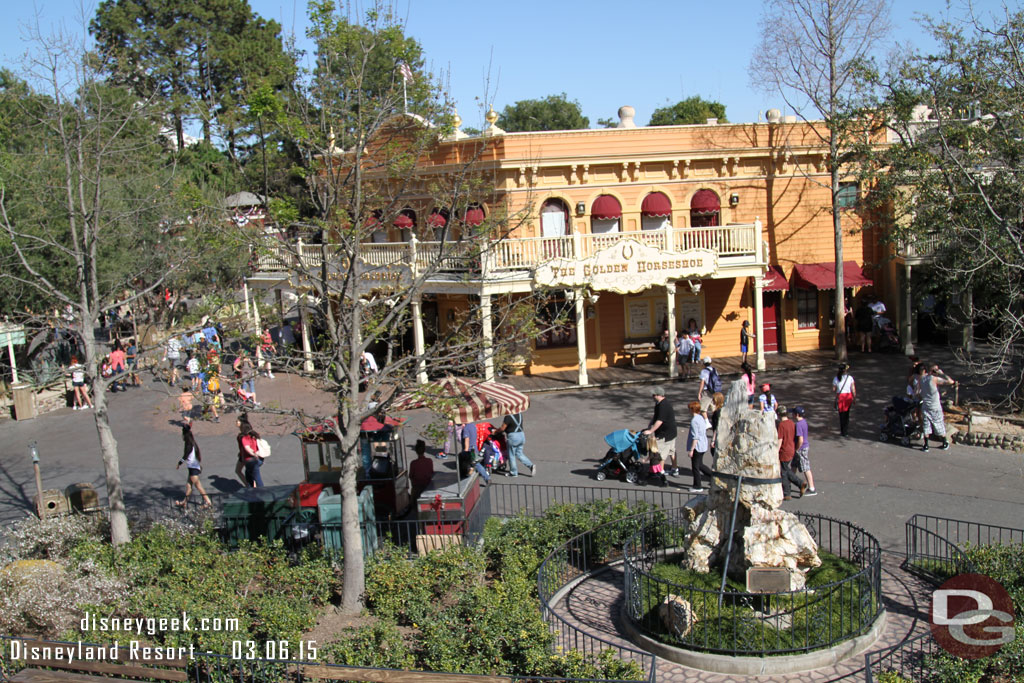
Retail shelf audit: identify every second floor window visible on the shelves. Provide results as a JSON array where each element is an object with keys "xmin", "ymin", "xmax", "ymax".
[{"xmin": 836, "ymin": 182, "xmax": 859, "ymax": 209}]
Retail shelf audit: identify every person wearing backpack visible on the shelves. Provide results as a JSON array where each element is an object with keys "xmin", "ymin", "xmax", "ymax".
[
  {"xmin": 697, "ymin": 357, "xmax": 722, "ymax": 408},
  {"xmin": 493, "ymin": 411, "xmax": 534, "ymax": 478}
]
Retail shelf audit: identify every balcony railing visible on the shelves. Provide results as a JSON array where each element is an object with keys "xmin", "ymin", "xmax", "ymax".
[
  {"xmin": 898, "ymin": 234, "xmax": 940, "ymax": 262},
  {"xmin": 250, "ymin": 223, "xmax": 764, "ymax": 278}
]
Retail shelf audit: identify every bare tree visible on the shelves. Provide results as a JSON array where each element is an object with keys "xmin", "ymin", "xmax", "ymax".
[
  {"xmin": 0, "ymin": 28, "xmax": 188, "ymax": 544},
  {"xmin": 239, "ymin": 2, "xmax": 543, "ymax": 614},
  {"xmin": 750, "ymin": 0, "xmax": 890, "ymax": 361}
]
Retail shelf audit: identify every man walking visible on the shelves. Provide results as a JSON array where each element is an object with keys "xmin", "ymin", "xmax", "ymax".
[
  {"xmin": 493, "ymin": 411, "xmax": 534, "ymax": 477},
  {"xmin": 776, "ymin": 405, "xmax": 806, "ymax": 500},
  {"xmin": 915, "ymin": 363, "xmax": 956, "ymax": 452},
  {"xmin": 644, "ymin": 387, "xmax": 678, "ymax": 476},
  {"xmin": 793, "ymin": 406, "xmax": 817, "ymax": 496},
  {"xmin": 697, "ymin": 357, "xmax": 722, "ymax": 408}
]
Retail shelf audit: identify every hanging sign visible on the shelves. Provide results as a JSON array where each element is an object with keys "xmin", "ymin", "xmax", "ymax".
[
  {"xmin": 292, "ymin": 257, "xmax": 413, "ymax": 297},
  {"xmin": 533, "ymin": 239, "xmax": 717, "ymax": 294}
]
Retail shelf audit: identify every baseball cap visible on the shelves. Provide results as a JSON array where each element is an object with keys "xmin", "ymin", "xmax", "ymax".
[
  {"xmin": 761, "ymin": 383, "xmax": 771, "ymax": 391},
  {"xmin": 703, "ymin": 357, "xmax": 712, "ymax": 365},
  {"xmin": 792, "ymin": 406, "xmax": 805, "ymax": 416},
  {"xmin": 777, "ymin": 404, "xmax": 787, "ymax": 416},
  {"xmin": 651, "ymin": 387, "xmax": 665, "ymax": 397}
]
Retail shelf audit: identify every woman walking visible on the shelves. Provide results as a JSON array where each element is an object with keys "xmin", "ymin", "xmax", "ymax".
[
  {"xmin": 685, "ymin": 401, "xmax": 715, "ymax": 494},
  {"xmin": 235, "ymin": 415, "xmax": 264, "ymax": 487},
  {"xmin": 833, "ymin": 363, "xmax": 856, "ymax": 438},
  {"xmin": 176, "ymin": 419, "xmax": 212, "ymax": 507}
]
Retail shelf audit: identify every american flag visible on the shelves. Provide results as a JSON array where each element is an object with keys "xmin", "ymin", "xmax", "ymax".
[{"xmin": 398, "ymin": 62, "xmax": 414, "ymax": 83}]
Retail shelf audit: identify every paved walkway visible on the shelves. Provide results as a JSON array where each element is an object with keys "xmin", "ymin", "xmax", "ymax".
[
  {"xmin": 504, "ymin": 350, "xmax": 837, "ymax": 393},
  {"xmin": 554, "ymin": 554, "xmax": 932, "ymax": 682}
]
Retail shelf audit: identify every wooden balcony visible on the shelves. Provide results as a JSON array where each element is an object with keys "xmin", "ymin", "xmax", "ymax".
[
  {"xmin": 897, "ymin": 234, "xmax": 939, "ymax": 266},
  {"xmin": 250, "ymin": 223, "xmax": 766, "ymax": 283}
]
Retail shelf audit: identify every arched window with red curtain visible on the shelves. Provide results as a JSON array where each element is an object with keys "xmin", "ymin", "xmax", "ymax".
[{"xmin": 689, "ymin": 189, "xmax": 720, "ymax": 251}]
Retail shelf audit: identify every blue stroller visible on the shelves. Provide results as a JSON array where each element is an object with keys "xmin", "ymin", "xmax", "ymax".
[{"xmin": 596, "ymin": 429, "xmax": 647, "ymax": 484}]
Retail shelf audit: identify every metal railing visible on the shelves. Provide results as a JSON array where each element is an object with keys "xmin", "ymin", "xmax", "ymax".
[
  {"xmin": 863, "ymin": 631, "xmax": 940, "ymax": 683},
  {"xmin": 486, "ymin": 483, "xmax": 689, "ymax": 519},
  {"xmin": 623, "ymin": 510, "xmax": 883, "ymax": 656},
  {"xmin": 250, "ymin": 223, "xmax": 764, "ymax": 277},
  {"xmin": 904, "ymin": 513, "xmax": 1024, "ymax": 583},
  {"xmin": 537, "ymin": 511, "xmax": 663, "ymax": 683}
]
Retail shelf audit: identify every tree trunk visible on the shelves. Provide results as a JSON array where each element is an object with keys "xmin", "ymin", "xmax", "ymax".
[
  {"xmin": 85, "ymin": 335, "xmax": 131, "ymax": 546},
  {"xmin": 831, "ymin": 156, "xmax": 848, "ymax": 362},
  {"xmin": 338, "ymin": 436, "xmax": 365, "ymax": 614}
]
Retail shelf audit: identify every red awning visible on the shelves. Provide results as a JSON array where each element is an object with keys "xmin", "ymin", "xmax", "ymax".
[
  {"xmin": 393, "ymin": 211, "xmax": 415, "ymax": 229},
  {"xmin": 463, "ymin": 206, "xmax": 485, "ymax": 226},
  {"xmin": 365, "ymin": 213, "xmax": 380, "ymax": 227},
  {"xmin": 427, "ymin": 211, "xmax": 447, "ymax": 228},
  {"xmin": 792, "ymin": 261, "xmax": 873, "ymax": 290},
  {"xmin": 641, "ymin": 192, "xmax": 672, "ymax": 217},
  {"xmin": 690, "ymin": 189, "xmax": 720, "ymax": 215},
  {"xmin": 762, "ymin": 265, "xmax": 789, "ymax": 292},
  {"xmin": 361, "ymin": 415, "xmax": 405, "ymax": 432},
  {"xmin": 591, "ymin": 195, "xmax": 622, "ymax": 219}
]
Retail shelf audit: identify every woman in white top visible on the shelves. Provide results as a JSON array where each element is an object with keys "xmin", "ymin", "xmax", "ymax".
[
  {"xmin": 68, "ymin": 357, "xmax": 93, "ymax": 410},
  {"xmin": 832, "ymin": 363, "xmax": 856, "ymax": 437},
  {"xmin": 176, "ymin": 419, "xmax": 211, "ymax": 507}
]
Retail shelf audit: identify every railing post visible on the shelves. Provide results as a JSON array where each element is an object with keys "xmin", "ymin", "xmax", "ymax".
[
  {"xmin": 408, "ymin": 235, "xmax": 418, "ymax": 276},
  {"xmin": 296, "ymin": 237, "xmax": 304, "ymax": 269}
]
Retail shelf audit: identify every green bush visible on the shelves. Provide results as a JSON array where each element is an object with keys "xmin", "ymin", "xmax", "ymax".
[{"xmin": 319, "ymin": 620, "xmax": 416, "ymax": 669}]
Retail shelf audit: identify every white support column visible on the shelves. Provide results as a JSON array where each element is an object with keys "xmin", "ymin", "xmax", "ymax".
[
  {"xmin": 253, "ymin": 290, "xmax": 263, "ymax": 365},
  {"xmin": 299, "ymin": 294, "xmax": 314, "ymax": 373},
  {"xmin": 6, "ymin": 337, "xmax": 18, "ymax": 385},
  {"xmin": 574, "ymin": 290, "xmax": 588, "ymax": 386},
  {"xmin": 410, "ymin": 295, "xmax": 428, "ymax": 384},
  {"xmin": 666, "ymin": 281, "xmax": 678, "ymax": 378},
  {"xmin": 243, "ymin": 280, "xmax": 251, "ymax": 323},
  {"xmin": 754, "ymin": 277, "xmax": 766, "ymax": 371},
  {"xmin": 480, "ymin": 293, "xmax": 495, "ymax": 382},
  {"xmin": 903, "ymin": 264, "xmax": 915, "ymax": 356}
]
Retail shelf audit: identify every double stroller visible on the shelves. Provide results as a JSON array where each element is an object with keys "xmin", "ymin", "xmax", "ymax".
[
  {"xmin": 879, "ymin": 396, "xmax": 921, "ymax": 446},
  {"xmin": 595, "ymin": 429, "xmax": 651, "ymax": 484}
]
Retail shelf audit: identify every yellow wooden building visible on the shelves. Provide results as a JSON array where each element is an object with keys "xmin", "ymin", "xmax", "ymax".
[{"xmin": 252, "ymin": 106, "xmax": 897, "ymax": 385}]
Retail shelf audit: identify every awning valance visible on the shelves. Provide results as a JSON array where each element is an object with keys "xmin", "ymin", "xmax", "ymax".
[
  {"xmin": 641, "ymin": 192, "xmax": 672, "ymax": 217},
  {"xmin": 591, "ymin": 195, "xmax": 622, "ymax": 219},
  {"xmin": 427, "ymin": 211, "xmax": 447, "ymax": 228},
  {"xmin": 792, "ymin": 261, "xmax": 873, "ymax": 290},
  {"xmin": 463, "ymin": 206, "xmax": 485, "ymax": 226},
  {"xmin": 690, "ymin": 189, "xmax": 720, "ymax": 215},
  {"xmin": 393, "ymin": 210, "xmax": 415, "ymax": 229},
  {"xmin": 762, "ymin": 265, "xmax": 789, "ymax": 292}
]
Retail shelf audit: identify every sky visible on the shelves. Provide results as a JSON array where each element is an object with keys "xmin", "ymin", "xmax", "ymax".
[{"xmin": 0, "ymin": 0, "xmax": 1010, "ymax": 129}]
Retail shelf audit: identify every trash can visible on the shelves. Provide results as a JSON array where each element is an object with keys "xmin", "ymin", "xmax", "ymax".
[
  {"xmin": 221, "ymin": 484, "xmax": 297, "ymax": 546},
  {"xmin": 318, "ymin": 488, "xmax": 376, "ymax": 559},
  {"xmin": 12, "ymin": 384, "xmax": 36, "ymax": 421},
  {"xmin": 65, "ymin": 483, "xmax": 101, "ymax": 513}
]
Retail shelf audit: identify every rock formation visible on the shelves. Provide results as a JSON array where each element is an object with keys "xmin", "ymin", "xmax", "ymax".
[
  {"xmin": 659, "ymin": 595, "xmax": 697, "ymax": 637},
  {"xmin": 681, "ymin": 379, "xmax": 820, "ymax": 589}
]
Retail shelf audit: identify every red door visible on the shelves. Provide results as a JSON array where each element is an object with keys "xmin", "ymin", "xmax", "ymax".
[{"xmin": 761, "ymin": 292, "xmax": 781, "ymax": 352}]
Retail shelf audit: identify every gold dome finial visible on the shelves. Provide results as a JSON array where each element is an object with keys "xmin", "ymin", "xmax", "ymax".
[
  {"xmin": 453, "ymin": 109, "xmax": 462, "ymax": 129},
  {"xmin": 485, "ymin": 106, "xmax": 499, "ymax": 124}
]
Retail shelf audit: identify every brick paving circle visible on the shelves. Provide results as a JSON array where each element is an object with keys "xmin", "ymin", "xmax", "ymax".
[{"xmin": 553, "ymin": 554, "xmax": 932, "ymax": 681}]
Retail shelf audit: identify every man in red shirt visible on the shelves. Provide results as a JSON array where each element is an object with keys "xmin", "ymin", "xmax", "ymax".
[{"xmin": 776, "ymin": 405, "xmax": 807, "ymax": 500}]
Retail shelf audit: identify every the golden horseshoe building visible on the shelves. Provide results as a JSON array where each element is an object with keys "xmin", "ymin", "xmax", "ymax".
[{"xmin": 253, "ymin": 106, "xmax": 897, "ymax": 385}]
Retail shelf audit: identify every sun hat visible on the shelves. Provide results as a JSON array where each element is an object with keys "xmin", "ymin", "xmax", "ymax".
[{"xmin": 703, "ymin": 357, "xmax": 712, "ymax": 365}]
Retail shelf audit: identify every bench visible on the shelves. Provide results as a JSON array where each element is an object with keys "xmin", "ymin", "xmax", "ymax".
[{"xmin": 622, "ymin": 342, "xmax": 663, "ymax": 367}]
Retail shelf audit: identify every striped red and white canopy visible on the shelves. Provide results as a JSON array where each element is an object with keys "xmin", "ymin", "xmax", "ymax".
[{"xmin": 392, "ymin": 377, "xmax": 529, "ymax": 425}]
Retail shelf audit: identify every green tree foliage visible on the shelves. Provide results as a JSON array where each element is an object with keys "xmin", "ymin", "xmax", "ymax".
[
  {"xmin": 498, "ymin": 93, "xmax": 589, "ymax": 132},
  {"xmin": 89, "ymin": 0, "xmax": 295, "ymax": 151},
  {"xmin": 866, "ymin": 9, "xmax": 1024, "ymax": 398},
  {"xmin": 649, "ymin": 96, "xmax": 728, "ymax": 125}
]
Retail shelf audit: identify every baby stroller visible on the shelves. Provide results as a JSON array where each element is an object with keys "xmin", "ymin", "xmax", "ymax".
[
  {"xmin": 880, "ymin": 396, "xmax": 921, "ymax": 446},
  {"xmin": 877, "ymin": 320, "xmax": 901, "ymax": 352},
  {"xmin": 596, "ymin": 429, "xmax": 648, "ymax": 484}
]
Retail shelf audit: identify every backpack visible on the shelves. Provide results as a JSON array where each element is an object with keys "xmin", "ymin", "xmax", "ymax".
[
  {"xmin": 207, "ymin": 376, "xmax": 220, "ymax": 393},
  {"xmin": 707, "ymin": 366, "xmax": 722, "ymax": 394},
  {"xmin": 256, "ymin": 437, "xmax": 272, "ymax": 459}
]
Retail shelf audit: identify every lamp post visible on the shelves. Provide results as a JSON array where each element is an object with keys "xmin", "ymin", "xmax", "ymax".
[{"xmin": 29, "ymin": 441, "xmax": 43, "ymax": 516}]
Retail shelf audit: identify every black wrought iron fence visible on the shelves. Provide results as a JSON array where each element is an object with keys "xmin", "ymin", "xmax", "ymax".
[
  {"xmin": 623, "ymin": 510, "xmax": 883, "ymax": 656},
  {"xmin": 486, "ymin": 483, "xmax": 688, "ymax": 518},
  {"xmin": 863, "ymin": 631, "xmax": 939, "ymax": 683},
  {"xmin": 904, "ymin": 513, "xmax": 1024, "ymax": 583},
  {"xmin": 537, "ymin": 511, "xmax": 663, "ymax": 683}
]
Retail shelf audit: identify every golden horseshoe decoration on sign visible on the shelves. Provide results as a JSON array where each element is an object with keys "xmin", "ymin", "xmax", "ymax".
[{"xmin": 621, "ymin": 244, "xmax": 633, "ymax": 261}]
